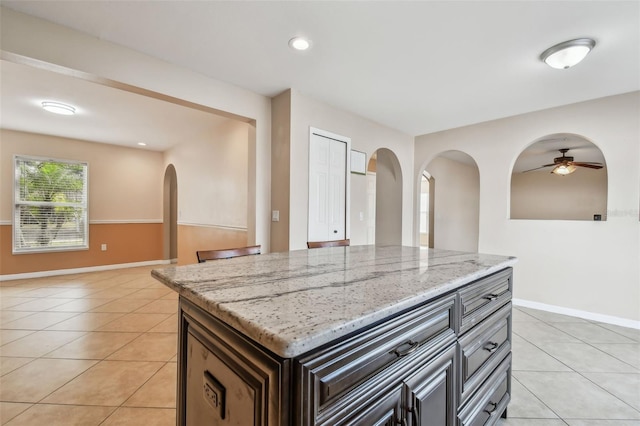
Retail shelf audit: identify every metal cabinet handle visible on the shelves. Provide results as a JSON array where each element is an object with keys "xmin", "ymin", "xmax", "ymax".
[
  {"xmin": 333, "ymin": 230, "xmax": 338, "ymax": 233},
  {"xmin": 391, "ymin": 340, "xmax": 420, "ymax": 358},
  {"xmin": 484, "ymin": 401, "xmax": 498, "ymax": 416},
  {"xmin": 482, "ymin": 293, "xmax": 499, "ymax": 301},
  {"xmin": 483, "ymin": 341, "xmax": 499, "ymax": 353}
]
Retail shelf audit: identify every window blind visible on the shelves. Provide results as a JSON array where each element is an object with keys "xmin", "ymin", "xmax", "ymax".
[{"xmin": 13, "ymin": 156, "xmax": 88, "ymax": 253}]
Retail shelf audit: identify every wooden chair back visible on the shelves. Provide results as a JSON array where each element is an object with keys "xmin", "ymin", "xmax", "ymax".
[
  {"xmin": 307, "ymin": 239, "xmax": 350, "ymax": 249},
  {"xmin": 197, "ymin": 245, "xmax": 261, "ymax": 263}
]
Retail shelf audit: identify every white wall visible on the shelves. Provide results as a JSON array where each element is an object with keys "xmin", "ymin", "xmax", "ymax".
[
  {"xmin": 1, "ymin": 7, "xmax": 272, "ymax": 250},
  {"xmin": 425, "ymin": 155, "xmax": 480, "ymax": 252},
  {"xmin": 289, "ymin": 90, "xmax": 414, "ymax": 250},
  {"xmin": 415, "ymin": 92, "xmax": 640, "ymax": 323}
]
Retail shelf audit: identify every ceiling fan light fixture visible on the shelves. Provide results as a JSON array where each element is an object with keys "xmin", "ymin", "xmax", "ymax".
[
  {"xmin": 540, "ymin": 38, "xmax": 595, "ymax": 69},
  {"xmin": 552, "ymin": 164, "xmax": 576, "ymax": 176},
  {"xmin": 41, "ymin": 101, "xmax": 76, "ymax": 115}
]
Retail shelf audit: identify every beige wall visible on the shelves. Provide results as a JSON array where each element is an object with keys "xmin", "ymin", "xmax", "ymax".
[
  {"xmin": 0, "ymin": 130, "xmax": 164, "ymax": 275},
  {"xmin": 415, "ymin": 92, "xmax": 640, "ymax": 323},
  {"xmin": 374, "ymin": 149, "xmax": 403, "ymax": 246},
  {"xmin": 163, "ymin": 119, "xmax": 250, "ymax": 263},
  {"xmin": 287, "ymin": 90, "xmax": 414, "ymax": 250},
  {"xmin": 270, "ymin": 90, "xmax": 291, "ymax": 252},
  {"xmin": 511, "ymin": 168, "xmax": 608, "ymax": 220},
  {"xmin": 0, "ymin": 129, "xmax": 164, "ymax": 222},
  {"xmin": 164, "ymin": 119, "xmax": 249, "ymax": 228},
  {"xmin": 425, "ymin": 155, "xmax": 480, "ymax": 252},
  {"xmin": 1, "ymin": 8, "xmax": 272, "ymax": 253}
]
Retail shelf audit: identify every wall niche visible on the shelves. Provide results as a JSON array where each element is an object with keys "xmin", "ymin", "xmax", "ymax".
[{"xmin": 510, "ymin": 134, "xmax": 607, "ymax": 221}]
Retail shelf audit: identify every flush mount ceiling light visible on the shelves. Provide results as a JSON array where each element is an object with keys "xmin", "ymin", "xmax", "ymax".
[
  {"xmin": 137, "ymin": 142, "xmax": 147, "ymax": 146},
  {"xmin": 540, "ymin": 38, "xmax": 596, "ymax": 69},
  {"xmin": 289, "ymin": 36, "xmax": 311, "ymax": 51},
  {"xmin": 41, "ymin": 101, "xmax": 76, "ymax": 115}
]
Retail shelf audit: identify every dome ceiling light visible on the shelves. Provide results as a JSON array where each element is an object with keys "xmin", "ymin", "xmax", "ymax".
[
  {"xmin": 540, "ymin": 38, "xmax": 596, "ymax": 69},
  {"xmin": 41, "ymin": 101, "xmax": 76, "ymax": 115}
]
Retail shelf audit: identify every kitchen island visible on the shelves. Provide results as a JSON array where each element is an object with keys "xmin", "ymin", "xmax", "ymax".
[{"xmin": 152, "ymin": 245, "xmax": 517, "ymax": 426}]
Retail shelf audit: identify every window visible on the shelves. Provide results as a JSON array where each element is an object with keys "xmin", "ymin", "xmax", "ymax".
[{"xmin": 14, "ymin": 155, "xmax": 88, "ymax": 253}]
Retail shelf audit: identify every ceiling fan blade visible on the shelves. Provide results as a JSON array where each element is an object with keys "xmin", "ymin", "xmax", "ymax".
[
  {"xmin": 572, "ymin": 162, "xmax": 603, "ymax": 169},
  {"xmin": 521, "ymin": 163, "xmax": 555, "ymax": 173}
]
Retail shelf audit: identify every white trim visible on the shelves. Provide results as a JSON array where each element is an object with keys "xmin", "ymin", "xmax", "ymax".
[
  {"xmin": 513, "ymin": 298, "xmax": 640, "ymax": 330},
  {"xmin": 177, "ymin": 222, "xmax": 248, "ymax": 231},
  {"xmin": 1, "ymin": 220, "xmax": 164, "ymax": 225},
  {"xmin": 89, "ymin": 219, "xmax": 163, "ymax": 224},
  {"xmin": 0, "ymin": 259, "xmax": 171, "ymax": 281}
]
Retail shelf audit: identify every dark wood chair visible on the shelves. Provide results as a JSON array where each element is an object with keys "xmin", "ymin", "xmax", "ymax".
[
  {"xmin": 307, "ymin": 239, "xmax": 350, "ymax": 249},
  {"xmin": 197, "ymin": 245, "xmax": 261, "ymax": 263}
]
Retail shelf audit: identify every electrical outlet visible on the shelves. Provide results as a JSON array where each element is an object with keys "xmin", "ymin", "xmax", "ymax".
[
  {"xmin": 272, "ymin": 210, "xmax": 280, "ymax": 222},
  {"xmin": 101, "ymin": 244, "xmax": 107, "ymax": 251}
]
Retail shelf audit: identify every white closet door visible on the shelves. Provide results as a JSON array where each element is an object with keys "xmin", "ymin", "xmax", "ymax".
[{"xmin": 308, "ymin": 132, "xmax": 347, "ymax": 242}]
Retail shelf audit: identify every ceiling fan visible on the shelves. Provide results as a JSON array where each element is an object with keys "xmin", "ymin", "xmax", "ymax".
[{"xmin": 523, "ymin": 148, "xmax": 604, "ymax": 175}]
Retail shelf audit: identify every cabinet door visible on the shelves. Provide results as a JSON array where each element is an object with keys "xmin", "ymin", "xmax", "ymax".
[
  {"xmin": 343, "ymin": 386, "xmax": 402, "ymax": 426},
  {"xmin": 404, "ymin": 345, "xmax": 456, "ymax": 426}
]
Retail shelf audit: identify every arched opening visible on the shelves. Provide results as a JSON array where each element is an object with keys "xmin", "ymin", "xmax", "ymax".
[
  {"xmin": 419, "ymin": 171, "xmax": 435, "ymax": 248},
  {"xmin": 511, "ymin": 134, "xmax": 608, "ymax": 221},
  {"xmin": 423, "ymin": 151, "xmax": 479, "ymax": 252},
  {"xmin": 163, "ymin": 164, "xmax": 178, "ymax": 263},
  {"xmin": 367, "ymin": 148, "xmax": 403, "ymax": 246}
]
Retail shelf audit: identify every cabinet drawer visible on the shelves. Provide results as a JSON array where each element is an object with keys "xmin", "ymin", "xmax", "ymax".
[
  {"xmin": 296, "ymin": 294, "xmax": 456, "ymax": 423},
  {"xmin": 459, "ymin": 268, "xmax": 512, "ymax": 334},
  {"xmin": 458, "ymin": 353, "xmax": 511, "ymax": 426},
  {"xmin": 459, "ymin": 303, "xmax": 511, "ymax": 404}
]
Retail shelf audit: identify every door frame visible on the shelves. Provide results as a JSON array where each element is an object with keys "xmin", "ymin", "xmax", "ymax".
[{"xmin": 308, "ymin": 127, "xmax": 351, "ymax": 242}]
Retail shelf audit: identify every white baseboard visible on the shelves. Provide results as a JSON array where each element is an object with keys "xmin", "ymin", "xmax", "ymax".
[
  {"xmin": 513, "ymin": 298, "xmax": 640, "ymax": 330},
  {"xmin": 0, "ymin": 260, "xmax": 171, "ymax": 281}
]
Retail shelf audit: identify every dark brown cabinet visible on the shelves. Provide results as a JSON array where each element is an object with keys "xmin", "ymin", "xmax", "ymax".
[{"xmin": 175, "ymin": 268, "xmax": 513, "ymax": 426}]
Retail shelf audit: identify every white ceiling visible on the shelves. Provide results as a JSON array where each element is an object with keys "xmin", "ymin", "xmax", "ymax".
[
  {"xmin": 0, "ymin": 60, "xmax": 231, "ymax": 151},
  {"xmin": 1, "ymin": 1, "xmax": 639, "ymax": 145}
]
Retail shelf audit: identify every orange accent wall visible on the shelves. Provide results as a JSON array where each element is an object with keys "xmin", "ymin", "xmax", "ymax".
[
  {"xmin": 178, "ymin": 225, "xmax": 248, "ymax": 265},
  {"xmin": 0, "ymin": 223, "xmax": 163, "ymax": 276}
]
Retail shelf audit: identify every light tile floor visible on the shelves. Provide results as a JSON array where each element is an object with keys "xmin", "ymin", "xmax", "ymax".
[
  {"xmin": 0, "ymin": 266, "xmax": 638, "ymax": 425},
  {"xmin": 498, "ymin": 306, "xmax": 640, "ymax": 426}
]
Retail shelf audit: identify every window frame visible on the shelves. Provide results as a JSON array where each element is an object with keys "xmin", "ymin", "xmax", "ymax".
[{"xmin": 13, "ymin": 154, "xmax": 89, "ymax": 254}]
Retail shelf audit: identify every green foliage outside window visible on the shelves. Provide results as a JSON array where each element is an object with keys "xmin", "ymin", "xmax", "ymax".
[{"xmin": 14, "ymin": 156, "xmax": 88, "ymax": 252}]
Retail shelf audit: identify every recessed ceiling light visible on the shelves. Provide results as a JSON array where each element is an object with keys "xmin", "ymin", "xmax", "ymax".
[
  {"xmin": 41, "ymin": 101, "xmax": 76, "ymax": 115},
  {"xmin": 540, "ymin": 38, "xmax": 596, "ymax": 69},
  {"xmin": 137, "ymin": 142, "xmax": 147, "ymax": 146},
  {"xmin": 289, "ymin": 37, "xmax": 311, "ymax": 51}
]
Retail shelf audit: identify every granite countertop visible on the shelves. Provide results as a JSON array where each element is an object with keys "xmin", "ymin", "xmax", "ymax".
[{"xmin": 151, "ymin": 246, "xmax": 516, "ymax": 358}]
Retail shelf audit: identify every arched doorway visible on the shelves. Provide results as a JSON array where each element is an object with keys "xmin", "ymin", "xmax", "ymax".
[
  {"xmin": 163, "ymin": 164, "xmax": 178, "ymax": 263},
  {"xmin": 419, "ymin": 171, "xmax": 435, "ymax": 248},
  {"xmin": 422, "ymin": 151, "xmax": 479, "ymax": 252},
  {"xmin": 367, "ymin": 148, "xmax": 403, "ymax": 246}
]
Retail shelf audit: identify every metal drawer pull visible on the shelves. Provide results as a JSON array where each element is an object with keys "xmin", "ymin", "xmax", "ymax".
[
  {"xmin": 482, "ymin": 294, "xmax": 499, "ymax": 301},
  {"xmin": 484, "ymin": 401, "xmax": 498, "ymax": 416},
  {"xmin": 391, "ymin": 340, "xmax": 420, "ymax": 358},
  {"xmin": 483, "ymin": 341, "xmax": 500, "ymax": 353}
]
